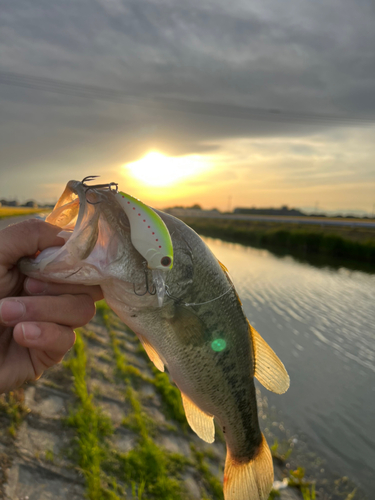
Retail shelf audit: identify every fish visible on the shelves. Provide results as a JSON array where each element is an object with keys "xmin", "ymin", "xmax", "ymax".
[{"xmin": 20, "ymin": 178, "xmax": 290, "ymax": 500}]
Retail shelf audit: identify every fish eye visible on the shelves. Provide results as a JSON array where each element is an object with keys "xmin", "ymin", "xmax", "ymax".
[{"xmin": 161, "ymin": 256, "xmax": 171, "ymax": 267}]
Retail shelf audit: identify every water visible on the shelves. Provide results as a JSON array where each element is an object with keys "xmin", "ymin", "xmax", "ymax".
[{"xmin": 203, "ymin": 237, "xmax": 375, "ymax": 498}]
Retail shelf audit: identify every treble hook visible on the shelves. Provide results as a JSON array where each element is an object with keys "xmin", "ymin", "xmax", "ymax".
[
  {"xmin": 133, "ymin": 262, "xmax": 157, "ymax": 296},
  {"xmin": 82, "ymin": 175, "xmax": 100, "ymax": 184},
  {"xmin": 81, "ymin": 176, "xmax": 119, "ymax": 204}
]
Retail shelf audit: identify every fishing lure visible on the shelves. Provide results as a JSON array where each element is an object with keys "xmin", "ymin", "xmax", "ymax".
[
  {"xmin": 82, "ymin": 177, "xmax": 174, "ymax": 307},
  {"xmin": 115, "ymin": 190, "xmax": 174, "ymax": 307}
]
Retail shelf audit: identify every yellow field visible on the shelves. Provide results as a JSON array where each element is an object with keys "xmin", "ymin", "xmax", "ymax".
[{"xmin": 0, "ymin": 207, "xmax": 47, "ymax": 219}]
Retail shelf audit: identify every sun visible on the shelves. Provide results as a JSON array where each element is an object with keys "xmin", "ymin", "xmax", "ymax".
[{"xmin": 124, "ymin": 151, "xmax": 208, "ymax": 187}]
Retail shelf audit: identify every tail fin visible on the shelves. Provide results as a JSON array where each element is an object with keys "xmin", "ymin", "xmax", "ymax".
[{"xmin": 224, "ymin": 434, "xmax": 273, "ymax": 500}]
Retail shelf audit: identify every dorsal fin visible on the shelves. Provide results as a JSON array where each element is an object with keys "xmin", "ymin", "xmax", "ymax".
[
  {"xmin": 138, "ymin": 334, "xmax": 165, "ymax": 372},
  {"xmin": 181, "ymin": 393, "xmax": 215, "ymax": 443},
  {"xmin": 218, "ymin": 260, "xmax": 229, "ymax": 273},
  {"xmin": 248, "ymin": 320, "xmax": 290, "ymax": 394},
  {"xmin": 218, "ymin": 260, "xmax": 242, "ymax": 305}
]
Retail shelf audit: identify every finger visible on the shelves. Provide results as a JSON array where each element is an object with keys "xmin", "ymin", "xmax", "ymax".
[
  {"xmin": 13, "ymin": 322, "xmax": 76, "ymax": 368},
  {"xmin": 0, "ymin": 294, "xmax": 96, "ymax": 328},
  {"xmin": 24, "ymin": 278, "xmax": 104, "ymax": 302},
  {"xmin": 0, "ymin": 219, "xmax": 64, "ymax": 267}
]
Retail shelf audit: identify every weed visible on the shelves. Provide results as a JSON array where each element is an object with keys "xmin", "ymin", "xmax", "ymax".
[
  {"xmin": 288, "ymin": 467, "xmax": 316, "ymax": 500},
  {"xmin": 270, "ymin": 438, "xmax": 292, "ymax": 462},
  {"xmin": 345, "ymin": 489, "xmax": 357, "ymax": 500},
  {"xmin": 95, "ymin": 300, "xmax": 110, "ymax": 313},
  {"xmin": 8, "ymin": 424, "xmax": 16, "ymax": 438},
  {"xmin": 103, "ymin": 385, "xmax": 188, "ymax": 500},
  {"xmin": 191, "ymin": 444, "xmax": 224, "ymax": 500},
  {"xmin": 64, "ymin": 331, "xmax": 118, "ymax": 500},
  {"xmin": 96, "ymin": 309, "xmax": 191, "ymax": 499},
  {"xmin": 268, "ymin": 490, "xmax": 281, "ymax": 499},
  {"xmin": 152, "ymin": 371, "xmax": 187, "ymax": 427},
  {"xmin": 301, "ymin": 483, "xmax": 316, "ymax": 500},
  {"xmin": 45, "ymin": 449, "xmax": 54, "ymax": 463},
  {"xmin": 0, "ymin": 389, "xmax": 29, "ymax": 437},
  {"xmin": 106, "ymin": 442, "xmax": 186, "ymax": 500},
  {"xmin": 131, "ymin": 480, "xmax": 146, "ymax": 499}
]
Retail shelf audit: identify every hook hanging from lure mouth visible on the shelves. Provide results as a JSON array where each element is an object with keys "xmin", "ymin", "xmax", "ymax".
[
  {"xmin": 82, "ymin": 175, "xmax": 174, "ymax": 307},
  {"xmin": 133, "ymin": 262, "xmax": 157, "ymax": 296},
  {"xmin": 82, "ymin": 175, "xmax": 119, "ymax": 204}
]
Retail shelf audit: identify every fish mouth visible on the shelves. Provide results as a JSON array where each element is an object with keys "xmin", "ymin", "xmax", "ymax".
[{"xmin": 19, "ymin": 179, "xmax": 135, "ymax": 285}]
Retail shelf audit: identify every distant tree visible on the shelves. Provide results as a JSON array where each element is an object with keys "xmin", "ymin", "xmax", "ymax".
[{"xmin": 24, "ymin": 200, "xmax": 38, "ymax": 208}]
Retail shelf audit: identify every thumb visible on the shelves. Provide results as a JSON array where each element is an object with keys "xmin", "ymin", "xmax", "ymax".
[{"xmin": 0, "ymin": 219, "xmax": 64, "ymax": 268}]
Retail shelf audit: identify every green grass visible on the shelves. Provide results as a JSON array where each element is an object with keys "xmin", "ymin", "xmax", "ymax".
[
  {"xmin": 271, "ymin": 438, "xmax": 292, "ymax": 462},
  {"xmin": 190, "ymin": 444, "xmax": 224, "ymax": 500},
  {"xmin": 152, "ymin": 371, "xmax": 187, "ymax": 427},
  {"xmin": 100, "ymin": 301, "xmax": 187, "ymax": 428},
  {"xmin": 45, "ymin": 449, "xmax": 54, "ymax": 463},
  {"xmin": 0, "ymin": 389, "xmax": 29, "ymax": 437},
  {"xmin": 0, "ymin": 207, "xmax": 46, "ymax": 219},
  {"xmin": 288, "ymin": 467, "xmax": 316, "ymax": 500},
  {"xmin": 105, "ymin": 387, "xmax": 188, "ymax": 500},
  {"xmin": 182, "ymin": 217, "xmax": 375, "ymax": 265},
  {"xmin": 64, "ymin": 331, "xmax": 119, "ymax": 500},
  {"xmin": 97, "ymin": 305, "xmax": 192, "ymax": 500}
]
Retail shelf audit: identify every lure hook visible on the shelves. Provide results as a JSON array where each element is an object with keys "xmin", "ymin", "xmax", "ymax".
[
  {"xmin": 133, "ymin": 262, "xmax": 157, "ymax": 296},
  {"xmin": 81, "ymin": 176, "xmax": 119, "ymax": 204}
]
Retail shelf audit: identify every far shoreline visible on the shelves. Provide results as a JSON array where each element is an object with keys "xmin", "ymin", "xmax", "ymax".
[{"xmin": 179, "ymin": 216, "xmax": 375, "ymax": 269}]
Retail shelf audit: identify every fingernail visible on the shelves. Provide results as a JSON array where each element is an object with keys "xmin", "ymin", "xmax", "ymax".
[
  {"xmin": 0, "ymin": 300, "xmax": 26, "ymax": 323},
  {"xmin": 22, "ymin": 323, "xmax": 41, "ymax": 340},
  {"xmin": 25, "ymin": 278, "xmax": 48, "ymax": 295}
]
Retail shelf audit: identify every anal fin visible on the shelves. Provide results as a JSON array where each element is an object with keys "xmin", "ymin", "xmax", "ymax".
[
  {"xmin": 181, "ymin": 393, "xmax": 215, "ymax": 443},
  {"xmin": 248, "ymin": 320, "xmax": 290, "ymax": 394},
  {"xmin": 138, "ymin": 334, "xmax": 164, "ymax": 372}
]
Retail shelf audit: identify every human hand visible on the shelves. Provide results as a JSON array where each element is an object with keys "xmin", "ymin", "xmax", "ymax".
[{"xmin": 0, "ymin": 219, "xmax": 103, "ymax": 393}]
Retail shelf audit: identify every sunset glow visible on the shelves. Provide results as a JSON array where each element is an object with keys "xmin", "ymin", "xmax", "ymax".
[{"xmin": 124, "ymin": 152, "xmax": 209, "ymax": 187}]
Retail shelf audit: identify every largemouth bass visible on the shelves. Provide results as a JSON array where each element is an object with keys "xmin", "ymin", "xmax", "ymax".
[{"xmin": 20, "ymin": 179, "xmax": 289, "ymax": 500}]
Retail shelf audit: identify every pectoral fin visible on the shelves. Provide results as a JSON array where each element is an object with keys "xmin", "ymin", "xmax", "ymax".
[
  {"xmin": 138, "ymin": 334, "xmax": 164, "ymax": 372},
  {"xmin": 168, "ymin": 305, "xmax": 208, "ymax": 347},
  {"xmin": 181, "ymin": 393, "xmax": 215, "ymax": 443},
  {"xmin": 248, "ymin": 321, "xmax": 290, "ymax": 394}
]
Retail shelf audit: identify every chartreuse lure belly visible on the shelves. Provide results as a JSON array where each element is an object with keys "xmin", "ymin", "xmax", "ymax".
[{"xmin": 115, "ymin": 190, "xmax": 173, "ymax": 306}]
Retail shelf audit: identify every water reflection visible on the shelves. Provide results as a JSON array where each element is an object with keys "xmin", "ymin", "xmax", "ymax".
[{"xmin": 203, "ymin": 237, "xmax": 375, "ymax": 498}]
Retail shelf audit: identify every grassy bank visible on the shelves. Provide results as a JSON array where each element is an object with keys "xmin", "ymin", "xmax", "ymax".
[
  {"xmin": 0, "ymin": 207, "xmax": 46, "ymax": 219},
  {"xmin": 181, "ymin": 217, "xmax": 375, "ymax": 265}
]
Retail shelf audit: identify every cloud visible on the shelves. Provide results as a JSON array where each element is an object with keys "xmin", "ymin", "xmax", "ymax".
[{"xmin": 0, "ymin": 0, "xmax": 374, "ymax": 209}]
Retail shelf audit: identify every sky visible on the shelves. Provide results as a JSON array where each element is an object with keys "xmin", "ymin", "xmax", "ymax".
[{"xmin": 0, "ymin": 0, "xmax": 374, "ymax": 214}]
